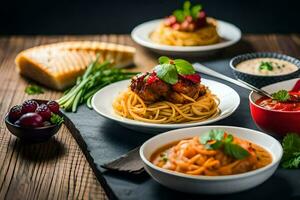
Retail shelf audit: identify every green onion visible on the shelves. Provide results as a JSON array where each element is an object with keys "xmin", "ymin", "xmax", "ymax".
[{"xmin": 58, "ymin": 54, "xmax": 138, "ymax": 112}]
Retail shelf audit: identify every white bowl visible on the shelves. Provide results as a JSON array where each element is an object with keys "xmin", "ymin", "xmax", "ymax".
[
  {"xmin": 140, "ymin": 126, "xmax": 282, "ymax": 194},
  {"xmin": 131, "ymin": 19, "xmax": 241, "ymax": 56},
  {"xmin": 92, "ymin": 79, "xmax": 240, "ymax": 134}
]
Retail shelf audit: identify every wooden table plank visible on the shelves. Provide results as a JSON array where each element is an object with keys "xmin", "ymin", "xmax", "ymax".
[{"xmin": 0, "ymin": 34, "xmax": 299, "ymax": 200}]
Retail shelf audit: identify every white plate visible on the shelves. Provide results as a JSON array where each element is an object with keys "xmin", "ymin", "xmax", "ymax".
[
  {"xmin": 92, "ymin": 79, "xmax": 240, "ymax": 134},
  {"xmin": 140, "ymin": 126, "xmax": 282, "ymax": 194},
  {"xmin": 131, "ymin": 19, "xmax": 241, "ymax": 56}
]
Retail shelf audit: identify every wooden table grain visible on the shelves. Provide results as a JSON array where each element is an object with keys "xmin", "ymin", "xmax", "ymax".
[{"xmin": 0, "ymin": 34, "xmax": 299, "ymax": 200}]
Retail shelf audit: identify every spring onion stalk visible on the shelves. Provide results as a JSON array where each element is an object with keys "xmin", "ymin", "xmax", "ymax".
[{"xmin": 58, "ymin": 55, "xmax": 138, "ymax": 112}]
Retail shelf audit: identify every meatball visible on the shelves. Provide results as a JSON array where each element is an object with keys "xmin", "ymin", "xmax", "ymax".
[
  {"xmin": 130, "ymin": 72, "xmax": 170, "ymax": 102},
  {"xmin": 172, "ymin": 78, "xmax": 199, "ymax": 98}
]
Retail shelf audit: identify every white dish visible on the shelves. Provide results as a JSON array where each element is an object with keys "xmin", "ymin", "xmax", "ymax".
[
  {"xmin": 92, "ymin": 79, "xmax": 240, "ymax": 134},
  {"xmin": 140, "ymin": 126, "xmax": 283, "ymax": 194},
  {"xmin": 131, "ymin": 19, "xmax": 241, "ymax": 56}
]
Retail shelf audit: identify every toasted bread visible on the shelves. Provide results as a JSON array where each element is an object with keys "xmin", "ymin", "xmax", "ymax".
[{"xmin": 15, "ymin": 41, "xmax": 136, "ymax": 90}]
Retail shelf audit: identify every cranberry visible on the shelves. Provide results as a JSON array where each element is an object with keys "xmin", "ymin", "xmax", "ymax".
[
  {"xmin": 21, "ymin": 100, "xmax": 38, "ymax": 114},
  {"xmin": 19, "ymin": 113, "xmax": 43, "ymax": 128},
  {"xmin": 47, "ymin": 101, "xmax": 60, "ymax": 114},
  {"xmin": 8, "ymin": 105, "xmax": 23, "ymax": 122},
  {"xmin": 36, "ymin": 104, "xmax": 52, "ymax": 121}
]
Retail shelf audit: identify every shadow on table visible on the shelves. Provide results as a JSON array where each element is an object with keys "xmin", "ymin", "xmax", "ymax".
[{"xmin": 10, "ymin": 137, "xmax": 66, "ymax": 162}]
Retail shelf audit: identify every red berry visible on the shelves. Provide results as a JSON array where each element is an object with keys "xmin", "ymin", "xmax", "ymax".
[
  {"xmin": 47, "ymin": 101, "xmax": 60, "ymax": 113},
  {"xmin": 19, "ymin": 113, "xmax": 43, "ymax": 128},
  {"xmin": 21, "ymin": 100, "xmax": 38, "ymax": 114},
  {"xmin": 36, "ymin": 104, "xmax": 52, "ymax": 121},
  {"xmin": 8, "ymin": 105, "xmax": 23, "ymax": 122}
]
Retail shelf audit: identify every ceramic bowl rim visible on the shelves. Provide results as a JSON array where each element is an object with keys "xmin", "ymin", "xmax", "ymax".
[{"xmin": 229, "ymin": 52, "xmax": 300, "ymax": 78}]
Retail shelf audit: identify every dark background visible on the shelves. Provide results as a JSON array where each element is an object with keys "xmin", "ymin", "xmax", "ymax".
[{"xmin": 2, "ymin": 0, "xmax": 299, "ymax": 35}]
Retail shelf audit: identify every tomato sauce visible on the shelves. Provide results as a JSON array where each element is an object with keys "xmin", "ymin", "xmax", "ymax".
[{"xmin": 256, "ymin": 91, "xmax": 300, "ymax": 112}]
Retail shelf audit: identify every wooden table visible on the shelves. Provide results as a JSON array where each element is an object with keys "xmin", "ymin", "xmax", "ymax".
[{"xmin": 0, "ymin": 34, "xmax": 299, "ymax": 200}]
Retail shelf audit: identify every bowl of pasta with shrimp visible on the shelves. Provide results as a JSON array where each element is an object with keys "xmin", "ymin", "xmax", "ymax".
[
  {"xmin": 139, "ymin": 126, "xmax": 282, "ymax": 194},
  {"xmin": 92, "ymin": 56, "xmax": 240, "ymax": 133}
]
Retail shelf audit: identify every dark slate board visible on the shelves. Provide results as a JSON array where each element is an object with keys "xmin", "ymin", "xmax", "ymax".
[{"xmin": 63, "ymin": 58, "xmax": 300, "ymax": 200}]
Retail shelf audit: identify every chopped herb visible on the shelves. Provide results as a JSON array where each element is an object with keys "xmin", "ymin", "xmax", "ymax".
[
  {"xmin": 25, "ymin": 85, "xmax": 44, "ymax": 95},
  {"xmin": 199, "ymin": 129, "xmax": 250, "ymax": 160},
  {"xmin": 50, "ymin": 113, "xmax": 64, "ymax": 125},
  {"xmin": 259, "ymin": 62, "xmax": 273, "ymax": 71},
  {"xmin": 281, "ymin": 133, "xmax": 300, "ymax": 169},
  {"xmin": 160, "ymin": 153, "xmax": 168, "ymax": 162},
  {"xmin": 272, "ymin": 90, "xmax": 290, "ymax": 102}
]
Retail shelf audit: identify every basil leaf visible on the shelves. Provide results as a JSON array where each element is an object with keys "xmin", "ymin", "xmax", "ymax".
[
  {"xmin": 200, "ymin": 129, "xmax": 225, "ymax": 144},
  {"xmin": 224, "ymin": 134, "xmax": 234, "ymax": 143},
  {"xmin": 191, "ymin": 5, "xmax": 202, "ymax": 19},
  {"xmin": 210, "ymin": 140, "xmax": 223, "ymax": 149},
  {"xmin": 224, "ymin": 143, "xmax": 250, "ymax": 159},
  {"xmin": 272, "ymin": 90, "xmax": 290, "ymax": 102},
  {"xmin": 158, "ymin": 56, "xmax": 170, "ymax": 64},
  {"xmin": 174, "ymin": 59, "xmax": 195, "ymax": 75},
  {"xmin": 200, "ymin": 134, "xmax": 211, "ymax": 144},
  {"xmin": 209, "ymin": 129, "xmax": 225, "ymax": 141},
  {"xmin": 183, "ymin": 1, "xmax": 191, "ymax": 11},
  {"xmin": 183, "ymin": 1, "xmax": 191, "ymax": 17},
  {"xmin": 154, "ymin": 64, "xmax": 178, "ymax": 84},
  {"xmin": 173, "ymin": 10, "xmax": 185, "ymax": 22}
]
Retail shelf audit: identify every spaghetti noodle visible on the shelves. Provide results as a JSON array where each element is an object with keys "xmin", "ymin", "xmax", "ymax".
[
  {"xmin": 151, "ymin": 135, "xmax": 272, "ymax": 176},
  {"xmin": 113, "ymin": 87, "xmax": 220, "ymax": 124},
  {"xmin": 150, "ymin": 18, "xmax": 220, "ymax": 46}
]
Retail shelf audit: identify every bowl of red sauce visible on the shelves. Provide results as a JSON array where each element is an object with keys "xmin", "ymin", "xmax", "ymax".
[{"xmin": 249, "ymin": 78, "xmax": 300, "ymax": 136}]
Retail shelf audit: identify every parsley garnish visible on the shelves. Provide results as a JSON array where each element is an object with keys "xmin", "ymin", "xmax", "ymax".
[
  {"xmin": 199, "ymin": 129, "xmax": 250, "ymax": 160},
  {"xmin": 173, "ymin": 1, "xmax": 203, "ymax": 22},
  {"xmin": 25, "ymin": 85, "xmax": 44, "ymax": 95},
  {"xmin": 281, "ymin": 133, "xmax": 300, "ymax": 169},
  {"xmin": 272, "ymin": 90, "xmax": 290, "ymax": 102},
  {"xmin": 154, "ymin": 56, "xmax": 195, "ymax": 84},
  {"xmin": 50, "ymin": 113, "xmax": 64, "ymax": 125},
  {"xmin": 259, "ymin": 61, "xmax": 273, "ymax": 71}
]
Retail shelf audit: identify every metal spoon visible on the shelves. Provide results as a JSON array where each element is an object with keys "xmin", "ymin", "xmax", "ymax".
[{"xmin": 193, "ymin": 63, "xmax": 273, "ymax": 99}]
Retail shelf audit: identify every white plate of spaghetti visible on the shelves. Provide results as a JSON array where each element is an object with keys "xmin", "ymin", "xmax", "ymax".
[
  {"xmin": 131, "ymin": 1, "xmax": 241, "ymax": 56},
  {"xmin": 92, "ymin": 57, "xmax": 240, "ymax": 133},
  {"xmin": 132, "ymin": 19, "xmax": 241, "ymax": 56}
]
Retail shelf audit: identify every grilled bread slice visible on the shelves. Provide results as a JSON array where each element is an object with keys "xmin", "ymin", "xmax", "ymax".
[{"xmin": 15, "ymin": 41, "xmax": 136, "ymax": 90}]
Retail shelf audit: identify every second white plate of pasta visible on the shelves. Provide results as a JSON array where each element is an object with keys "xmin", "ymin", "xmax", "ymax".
[
  {"xmin": 131, "ymin": 19, "xmax": 241, "ymax": 56},
  {"xmin": 92, "ymin": 79, "xmax": 240, "ymax": 134}
]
